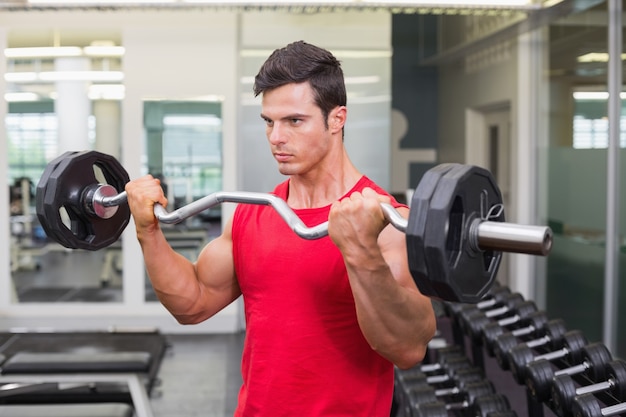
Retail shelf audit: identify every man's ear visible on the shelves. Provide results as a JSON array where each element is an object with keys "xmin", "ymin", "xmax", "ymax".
[{"xmin": 330, "ymin": 106, "xmax": 347, "ymax": 133}]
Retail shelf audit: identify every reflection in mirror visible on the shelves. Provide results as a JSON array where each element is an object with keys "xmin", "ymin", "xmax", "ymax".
[
  {"xmin": 142, "ymin": 100, "xmax": 223, "ymax": 302},
  {"xmin": 6, "ymin": 29, "xmax": 125, "ymax": 303}
]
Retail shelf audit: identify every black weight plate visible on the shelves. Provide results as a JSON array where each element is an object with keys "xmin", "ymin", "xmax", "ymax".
[
  {"xmin": 606, "ymin": 359, "xmax": 626, "ymax": 399},
  {"xmin": 571, "ymin": 394, "xmax": 603, "ymax": 417},
  {"xmin": 561, "ymin": 330, "xmax": 588, "ymax": 363},
  {"xmin": 551, "ymin": 374, "xmax": 577, "ymax": 417},
  {"xmin": 407, "ymin": 386, "xmax": 438, "ymax": 405},
  {"xmin": 36, "ymin": 150, "xmax": 130, "ymax": 250},
  {"xmin": 526, "ymin": 359, "xmax": 555, "ymax": 402},
  {"xmin": 472, "ymin": 393, "xmax": 511, "ymax": 417},
  {"xmin": 36, "ymin": 152, "xmax": 77, "ymax": 249},
  {"xmin": 509, "ymin": 344, "xmax": 535, "ymax": 384},
  {"xmin": 413, "ymin": 401, "xmax": 448, "ymax": 417},
  {"xmin": 423, "ymin": 164, "xmax": 504, "ymax": 303},
  {"xmin": 482, "ymin": 322, "xmax": 505, "ymax": 356},
  {"xmin": 494, "ymin": 333, "xmax": 518, "ymax": 370},
  {"xmin": 544, "ymin": 319, "xmax": 568, "ymax": 343},
  {"xmin": 524, "ymin": 311, "xmax": 548, "ymax": 332},
  {"xmin": 516, "ymin": 301, "xmax": 538, "ymax": 319},
  {"xmin": 406, "ymin": 163, "xmax": 460, "ymax": 299},
  {"xmin": 582, "ymin": 343, "xmax": 612, "ymax": 382},
  {"xmin": 465, "ymin": 380, "xmax": 495, "ymax": 403}
]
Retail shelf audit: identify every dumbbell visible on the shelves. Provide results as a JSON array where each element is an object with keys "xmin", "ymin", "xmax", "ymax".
[
  {"xmin": 411, "ymin": 392, "xmax": 513, "ymax": 417},
  {"xmin": 494, "ymin": 318, "xmax": 567, "ymax": 370},
  {"xmin": 508, "ymin": 329, "xmax": 588, "ymax": 384},
  {"xmin": 406, "ymin": 379, "xmax": 494, "ymax": 416},
  {"xmin": 572, "ymin": 393, "xmax": 626, "ymax": 417},
  {"xmin": 467, "ymin": 299, "xmax": 537, "ymax": 347},
  {"xmin": 419, "ymin": 345, "xmax": 465, "ymax": 373},
  {"xmin": 551, "ymin": 359, "xmax": 626, "ymax": 417},
  {"xmin": 396, "ymin": 351, "xmax": 473, "ymax": 388},
  {"xmin": 445, "ymin": 286, "xmax": 511, "ymax": 319},
  {"xmin": 480, "ymin": 305, "xmax": 543, "ymax": 355},
  {"xmin": 458, "ymin": 293, "xmax": 526, "ymax": 336},
  {"xmin": 525, "ymin": 342, "xmax": 612, "ymax": 403},
  {"xmin": 397, "ymin": 365, "xmax": 485, "ymax": 413}
]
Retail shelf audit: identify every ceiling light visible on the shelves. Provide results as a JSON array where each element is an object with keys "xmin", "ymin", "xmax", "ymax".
[
  {"xmin": 5, "ymin": 46, "xmax": 82, "ymax": 59},
  {"xmin": 5, "ymin": 45, "xmax": 124, "ymax": 59},
  {"xmin": 83, "ymin": 45, "xmax": 125, "ymax": 57},
  {"xmin": 5, "ymin": 92, "xmax": 40, "ymax": 102},
  {"xmin": 573, "ymin": 91, "xmax": 626, "ymax": 100},
  {"xmin": 5, "ymin": 71, "xmax": 124, "ymax": 83},
  {"xmin": 359, "ymin": 0, "xmax": 535, "ymax": 6},
  {"xmin": 577, "ymin": 52, "xmax": 626, "ymax": 63},
  {"xmin": 39, "ymin": 71, "xmax": 124, "ymax": 82}
]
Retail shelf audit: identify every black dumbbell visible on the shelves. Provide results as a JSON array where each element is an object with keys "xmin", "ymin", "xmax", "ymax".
[
  {"xmin": 410, "ymin": 390, "xmax": 509, "ymax": 417},
  {"xmin": 551, "ymin": 359, "xmax": 626, "ymax": 417},
  {"xmin": 407, "ymin": 379, "xmax": 494, "ymax": 415},
  {"xmin": 445, "ymin": 286, "xmax": 511, "ymax": 318},
  {"xmin": 572, "ymin": 393, "xmax": 626, "ymax": 417},
  {"xmin": 458, "ymin": 293, "xmax": 526, "ymax": 335},
  {"xmin": 525, "ymin": 342, "xmax": 612, "ymax": 403},
  {"xmin": 508, "ymin": 329, "xmax": 588, "ymax": 384},
  {"xmin": 481, "ymin": 306, "xmax": 544, "ymax": 356},
  {"xmin": 411, "ymin": 393, "xmax": 511, "ymax": 417},
  {"xmin": 419, "ymin": 345, "xmax": 465, "ymax": 373},
  {"xmin": 396, "ymin": 361, "xmax": 481, "ymax": 414},
  {"xmin": 494, "ymin": 318, "xmax": 567, "ymax": 370},
  {"xmin": 467, "ymin": 300, "xmax": 537, "ymax": 347},
  {"xmin": 487, "ymin": 412, "xmax": 519, "ymax": 417},
  {"xmin": 398, "ymin": 367, "xmax": 484, "ymax": 417}
]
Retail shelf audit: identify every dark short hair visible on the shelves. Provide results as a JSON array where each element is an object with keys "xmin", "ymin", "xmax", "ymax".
[{"xmin": 253, "ymin": 41, "xmax": 347, "ymax": 127}]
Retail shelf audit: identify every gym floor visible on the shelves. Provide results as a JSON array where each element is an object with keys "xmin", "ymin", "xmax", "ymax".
[{"xmin": 151, "ymin": 332, "xmax": 243, "ymax": 417}]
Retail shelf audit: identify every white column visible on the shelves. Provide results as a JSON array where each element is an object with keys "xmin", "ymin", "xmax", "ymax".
[
  {"xmin": 55, "ymin": 57, "xmax": 91, "ymax": 153},
  {"xmin": 93, "ymin": 100, "xmax": 121, "ymax": 159}
]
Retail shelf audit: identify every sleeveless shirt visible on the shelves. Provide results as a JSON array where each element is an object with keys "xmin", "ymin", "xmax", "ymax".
[{"xmin": 232, "ymin": 176, "xmax": 405, "ymax": 416}]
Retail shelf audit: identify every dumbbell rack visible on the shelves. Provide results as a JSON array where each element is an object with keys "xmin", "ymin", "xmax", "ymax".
[{"xmin": 393, "ymin": 284, "xmax": 625, "ymax": 417}]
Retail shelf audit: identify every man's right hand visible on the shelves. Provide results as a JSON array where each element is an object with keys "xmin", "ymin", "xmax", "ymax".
[{"xmin": 125, "ymin": 175, "xmax": 169, "ymax": 234}]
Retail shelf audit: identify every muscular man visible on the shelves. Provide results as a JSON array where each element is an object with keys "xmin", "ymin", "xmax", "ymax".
[{"xmin": 125, "ymin": 40, "xmax": 436, "ymax": 416}]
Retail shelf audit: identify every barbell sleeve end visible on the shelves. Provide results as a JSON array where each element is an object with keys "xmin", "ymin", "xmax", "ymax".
[{"xmin": 475, "ymin": 220, "xmax": 553, "ymax": 256}]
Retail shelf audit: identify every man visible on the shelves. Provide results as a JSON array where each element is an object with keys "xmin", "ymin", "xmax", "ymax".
[{"xmin": 125, "ymin": 40, "xmax": 436, "ymax": 416}]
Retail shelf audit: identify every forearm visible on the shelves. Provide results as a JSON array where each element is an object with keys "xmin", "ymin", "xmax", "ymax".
[
  {"xmin": 344, "ymin": 249, "xmax": 436, "ymax": 369},
  {"xmin": 137, "ymin": 228, "xmax": 203, "ymax": 320}
]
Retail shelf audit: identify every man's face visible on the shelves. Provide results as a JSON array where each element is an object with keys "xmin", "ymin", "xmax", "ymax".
[{"xmin": 260, "ymin": 82, "xmax": 333, "ymax": 177}]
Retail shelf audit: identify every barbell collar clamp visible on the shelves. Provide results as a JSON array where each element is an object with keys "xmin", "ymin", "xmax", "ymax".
[{"xmin": 86, "ymin": 184, "xmax": 121, "ymax": 219}]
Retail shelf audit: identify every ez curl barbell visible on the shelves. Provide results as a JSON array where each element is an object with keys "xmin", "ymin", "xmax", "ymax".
[{"xmin": 35, "ymin": 150, "xmax": 553, "ymax": 303}]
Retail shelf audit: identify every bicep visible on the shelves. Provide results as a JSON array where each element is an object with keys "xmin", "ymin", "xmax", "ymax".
[{"xmin": 194, "ymin": 217, "xmax": 241, "ymax": 312}]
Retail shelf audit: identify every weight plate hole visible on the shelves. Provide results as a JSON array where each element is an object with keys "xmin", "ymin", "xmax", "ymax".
[{"xmin": 93, "ymin": 163, "xmax": 108, "ymax": 185}]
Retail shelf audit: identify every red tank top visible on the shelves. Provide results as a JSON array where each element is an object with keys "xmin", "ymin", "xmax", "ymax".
[{"xmin": 232, "ymin": 176, "xmax": 404, "ymax": 417}]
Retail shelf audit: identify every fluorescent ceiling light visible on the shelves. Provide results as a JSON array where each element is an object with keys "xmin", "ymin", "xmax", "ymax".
[
  {"xmin": 5, "ymin": 71, "xmax": 124, "ymax": 83},
  {"xmin": 25, "ymin": 0, "xmax": 536, "ymax": 5},
  {"xmin": 39, "ymin": 71, "xmax": 125, "ymax": 82},
  {"xmin": 5, "ymin": 46, "xmax": 82, "ymax": 58},
  {"xmin": 577, "ymin": 52, "xmax": 626, "ymax": 63},
  {"xmin": 5, "ymin": 45, "xmax": 124, "ymax": 59},
  {"xmin": 29, "ymin": 0, "xmax": 175, "ymax": 3},
  {"xmin": 573, "ymin": 91, "xmax": 626, "ymax": 100},
  {"xmin": 5, "ymin": 92, "xmax": 40, "ymax": 102},
  {"xmin": 359, "ymin": 0, "xmax": 534, "ymax": 5},
  {"xmin": 83, "ymin": 45, "xmax": 126, "ymax": 57}
]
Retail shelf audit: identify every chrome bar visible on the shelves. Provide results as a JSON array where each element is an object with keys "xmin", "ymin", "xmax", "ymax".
[{"xmin": 99, "ymin": 189, "xmax": 553, "ymax": 254}]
